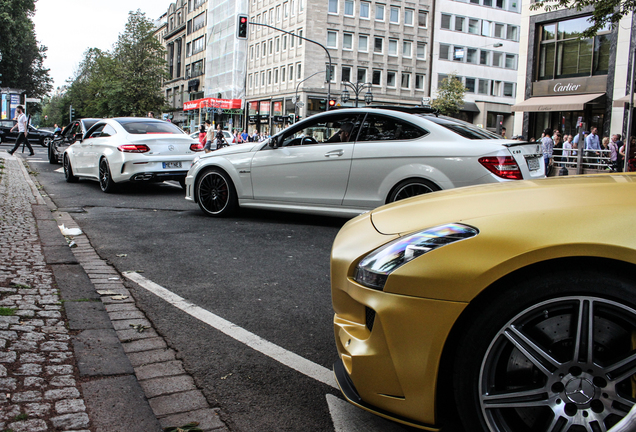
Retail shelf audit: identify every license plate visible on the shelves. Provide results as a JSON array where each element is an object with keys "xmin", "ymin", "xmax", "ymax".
[
  {"xmin": 526, "ymin": 157, "xmax": 540, "ymax": 171},
  {"xmin": 163, "ymin": 162, "xmax": 182, "ymax": 169}
]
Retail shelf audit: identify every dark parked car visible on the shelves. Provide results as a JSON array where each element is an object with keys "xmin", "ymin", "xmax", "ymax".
[
  {"xmin": 48, "ymin": 119, "xmax": 100, "ymax": 164},
  {"xmin": 0, "ymin": 119, "xmax": 55, "ymax": 148}
]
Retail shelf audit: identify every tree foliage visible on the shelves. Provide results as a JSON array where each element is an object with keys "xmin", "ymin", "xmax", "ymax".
[
  {"xmin": 41, "ymin": 10, "xmax": 168, "ymax": 126},
  {"xmin": 0, "ymin": 0, "xmax": 53, "ymax": 107},
  {"xmin": 530, "ymin": 0, "xmax": 635, "ymax": 37},
  {"xmin": 431, "ymin": 74, "xmax": 466, "ymax": 116}
]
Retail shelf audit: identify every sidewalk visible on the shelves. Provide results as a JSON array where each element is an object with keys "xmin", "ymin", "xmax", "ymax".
[{"xmin": 0, "ymin": 152, "xmax": 229, "ymax": 431}]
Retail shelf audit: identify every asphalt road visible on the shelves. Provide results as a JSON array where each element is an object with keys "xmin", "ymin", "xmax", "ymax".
[{"xmin": 13, "ymin": 143, "xmax": 425, "ymax": 432}]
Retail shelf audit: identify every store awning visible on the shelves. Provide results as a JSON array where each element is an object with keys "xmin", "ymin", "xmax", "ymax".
[
  {"xmin": 460, "ymin": 102, "xmax": 480, "ymax": 112},
  {"xmin": 613, "ymin": 94, "xmax": 635, "ymax": 107},
  {"xmin": 511, "ymin": 93, "xmax": 605, "ymax": 112}
]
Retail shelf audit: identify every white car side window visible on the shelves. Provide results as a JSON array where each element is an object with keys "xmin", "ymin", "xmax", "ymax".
[{"xmin": 280, "ymin": 115, "xmax": 362, "ymax": 147}]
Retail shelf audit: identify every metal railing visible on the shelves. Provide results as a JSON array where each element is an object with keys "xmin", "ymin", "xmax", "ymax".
[{"xmin": 551, "ymin": 147, "xmax": 620, "ymax": 173}]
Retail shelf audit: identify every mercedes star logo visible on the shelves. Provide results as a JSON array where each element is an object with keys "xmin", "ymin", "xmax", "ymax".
[{"xmin": 564, "ymin": 378, "xmax": 595, "ymax": 405}]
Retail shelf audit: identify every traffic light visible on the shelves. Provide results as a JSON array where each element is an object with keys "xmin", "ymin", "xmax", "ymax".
[
  {"xmin": 69, "ymin": 106, "xmax": 75, "ymax": 122},
  {"xmin": 319, "ymin": 100, "xmax": 326, "ymax": 111},
  {"xmin": 328, "ymin": 99, "xmax": 336, "ymax": 107},
  {"xmin": 237, "ymin": 15, "xmax": 248, "ymax": 39}
]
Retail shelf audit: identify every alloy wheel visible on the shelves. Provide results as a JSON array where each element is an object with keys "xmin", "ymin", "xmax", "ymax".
[
  {"xmin": 392, "ymin": 182, "xmax": 435, "ymax": 202},
  {"xmin": 480, "ymin": 296, "xmax": 636, "ymax": 432},
  {"xmin": 198, "ymin": 171, "xmax": 229, "ymax": 214}
]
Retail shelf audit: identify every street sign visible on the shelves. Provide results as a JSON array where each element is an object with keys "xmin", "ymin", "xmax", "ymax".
[
  {"xmin": 25, "ymin": 98, "xmax": 41, "ymax": 103},
  {"xmin": 291, "ymin": 96, "xmax": 297, "ymax": 103},
  {"xmin": 296, "ymin": 101, "xmax": 304, "ymax": 108}
]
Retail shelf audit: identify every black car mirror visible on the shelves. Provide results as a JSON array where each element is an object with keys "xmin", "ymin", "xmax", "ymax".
[
  {"xmin": 74, "ymin": 133, "xmax": 83, "ymax": 143},
  {"xmin": 269, "ymin": 136, "xmax": 279, "ymax": 149}
]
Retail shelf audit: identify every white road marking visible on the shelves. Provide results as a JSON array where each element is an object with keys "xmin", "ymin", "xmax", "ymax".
[
  {"xmin": 54, "ymin": 168, "xmax": 64, "ymax": 173},
  {"xmin": 122, "ymin": 271, "xmax": 338, "ymax": 389},
  {"xmin": 327, "ymin": 394, "xmax": 408, "ymax": 432}
]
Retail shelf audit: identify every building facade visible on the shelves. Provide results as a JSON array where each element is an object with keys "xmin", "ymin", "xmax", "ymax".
[
  {"xmin": 159, "ymin": 0, "xmax": 209, "ymax": 129},
  {"xmin": 245, "ymin": 0, "xmax": 433, "ymax": 135},
  {"xmin": 430, "ymin": 0, "xmax": 521, "ymax": 134},
  {"xmin": 513, "ymin": 5, "xmax": 635, "ymax": 143}
]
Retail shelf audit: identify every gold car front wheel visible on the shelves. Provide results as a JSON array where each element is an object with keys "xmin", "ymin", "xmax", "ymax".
[{"xmin": 453, "ymin": 269, "xmax": 636, "ymax": 432}]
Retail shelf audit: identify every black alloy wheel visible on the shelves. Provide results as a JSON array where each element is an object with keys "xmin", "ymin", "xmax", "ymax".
[
  {"xmin": 63, "ymin": 156, "xmax": 78, "ymax": 183},
  {"xmin": 195, "ymin": 168, "xmax": 237, "ymax": 217},
  {"xmin": 42, "ymin": 137, "xmax": 52, "ymax": 147},
  {"xmin": 388, "ymin": 178, "xmax": 440, "ymax": 203},
  {"xmin": 453, "ymin": 270, "xmax": 636, "ymax": 432},
  {"xmin": 99, "ymin": 158, "xmax": 116, "ymax": 193}
]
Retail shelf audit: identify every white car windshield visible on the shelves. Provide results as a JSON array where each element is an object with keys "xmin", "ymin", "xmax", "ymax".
[{"xmin": 120, "ymin": 121, "xmax": 183, "ymax": 135}]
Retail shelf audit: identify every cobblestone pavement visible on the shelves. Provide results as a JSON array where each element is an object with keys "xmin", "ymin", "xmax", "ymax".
[
  {"xmin": 0, "ymin": 156, "xmax": 90, "ymax": 431},
  {"xmin": 1, "ymin": 152, "xmax": 231, "ymax": 432}
]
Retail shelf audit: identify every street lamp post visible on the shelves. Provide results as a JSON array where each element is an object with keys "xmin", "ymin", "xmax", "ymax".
[
  {"xmin": 294, "ymin": 70, "xmax": 326, "ymax": 123},
  {"xmin": 340, "ymin": 81, "xmax": 373, "ymax": 107}
]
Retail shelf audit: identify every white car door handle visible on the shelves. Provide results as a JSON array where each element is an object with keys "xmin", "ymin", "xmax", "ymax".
[{"xmin": 325, "ymin": 150, "xmax": 344, "ymax": 157}]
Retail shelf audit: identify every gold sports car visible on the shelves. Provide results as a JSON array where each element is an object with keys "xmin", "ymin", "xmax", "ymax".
[{"xmin": 331, "ymin": 173, "xmax": 636, "ymax": 432}]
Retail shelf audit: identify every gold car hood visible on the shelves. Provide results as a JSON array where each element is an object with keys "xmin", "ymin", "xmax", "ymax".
[{"xmin": 370, "ymin": 174, "xmax": 636, "ymax": 235}]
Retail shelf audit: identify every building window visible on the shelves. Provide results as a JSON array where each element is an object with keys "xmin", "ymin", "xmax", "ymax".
[
  {"xmin": 453, "ymin": 46, "xmax": 465, "ymax": 62},
  {"xmin": 291, "ymin": 0, "xmax": 296, "ymax": 16},
  {"xmin": 298, "ymin": 29, "xmax": 303, "ymax": 45},
  {"xmin": 507, "ymin": 25, "xmax": 518, "ymax": 41},
  {"xmin": 268, "ymin": 70, "xmax": 272, "ymax": 85},
  {"xmin": 360, "ymin": 1, "xmax": 370, "ymax": 19},
  {"xmin": 282, "ymin": 67, "xmax": 286, "ymax": 82},
  {"xmin": 403, "ymin": 41, "xmax": 412, "ymax": 58},
  {"xmin": 537, "ymin": 16, "xmax": 610, "ymax": 80},
  {"xmin": 269, "ymin": 39, "xmax": 273, "ymax": 55},
  {"xmin": 328, "ymin": 0, "xmax": 338, "ymax": 14},
  {"xmin": 283, "ymin": 35, "xmax": 287, "ymax": 50},
  {"xmin": 372, "ymin": 70, "xmax": 382, "ymax": 85},
  {"xmin": 455, "ymin": 16, "xmax": 465, "ymax": 32},
  {"xmin": 375, "ymin": 4, "xmax": 385, "ymax": 21},
  {"xmin": 327, "ymin": 31, "xmax": 338, "ymax": 48},
  {"xmin": 389, "ymin": 7, "xmax": 399, "ymax": 24},
  {"xmin": 263, "ymin": 11, "xmax": 268, "ymax": 24},
  {"xmin": 261, "ymin": 71, "xmax": 265, "ymax": 86},
  {"xmin": 358, "ymin": 68, "xmax": 367, "ymax": 83},
  {"xmin": 387, "ymin": 71, "xmax": 396, "ymax": 87},
  {"xmin": 505, "ymin": 54, "xmax": 516, "ymax": 69},
  {"xmin": 284, "ymin": 2, "xmax": 289, "ymax": 17},
  {"xmin": 388, "ymin": 39, "xmax": 398, "ymax": 56},
  {"xmin": 404, "ymin": 9, "xmax": 414, "ymax": 26},
  {"xmin": 186, "ymin": 42, "xmax": 192, "ymax": 57},
  {"xmin": 495, "ymin": 23, "xmax": 505, "ymax": 38},
  {"xmin": 480, "ymin": 50, "xmax": 489, "ymax": 65},
  {"xmin": 359, "ymin": 35, "xmax": 368, "ymax": 52},
  {"xmin": 276, "ymin": 37, "xmax": 280, "ymax": 52},
  {"xmin": 193, "ymin": 13, "xmax": 205, "ymax": 32},
  {"xmin": 256, "ymin": 44, "xmax": 260, "ymax": 58},
  {"xmin": 503, "ymin": 82, "xmax": 515, "ymax": 97},
  {"xmin": 274, "ymin": 69, "xmax": 279, "ymax": 84},
  {"xmin": 482, "ymin": 20, "xmax": 491, "ymax": 37},
  {"xmin": 290, "ymin": 32, "xmax": 295, "ymax": 47},
  {"xmin": 277, "ymin": 5, "xmax": 281, "ymax": 21},
  {"xmin": 270, "ymin": 8, "xmax": 275, "ymax": 24},
  {"xmin": 401, "ymin": 73, "xmax": 410, "ymax": 89},
  {"xmin": 192, "ymin": 36, "xmax": 205, "ymax": 55},
  {"xmin": 248, "ymin": 74, "xmax": 253, "ymax": 89},
  {"xmin": 249, "ymin": 45, "xmax": 254, "ymax": 60},
  {"xmin": 297, "ymin": 63, "xmax": 302, "ymax": 79},
  {"xmin": 417, "ymin": 42, "xmax": 426, "ymax": 59},
  {"xmin": 344, "ymin": 0, "xmax": 354, "ymax": 16},
  {"xmin": 492, "ymin": 51, "xmax": 502, "ymax": 67},
  {"xmin": 289, "ymin": 65, "xmax": 294, "ymax": 80},
  {"xmin": 415, "ymin": 74, "xmax": 424, "ymax": 90},
  {"xmin": 343, "ymin": 33, "xmax": 353, "ymax": 50},
  {"xmin": 342, "ymin": 66, "xmax": 351, "ymax": 82},
  {"xmin": 374, "ymin": 37, "xmax": 383, "ymax": 53},
  {"xmin": 192, "ymin": 59, "xmax": 204, "ymax": 77},
  {"xmin": 465, "ymin": 77, "xmax": 476, "ymax": 93},
  {"xmin": 439, "ymin": 44, "xmax": 450, "ymax": 60},
  {"xmin": 478, "ymin": 79, "xmax": 489, "ymax": 94},
  {"xmin": 468, "ymin": 19, "xmax": 479, "ymax": 34},
  {"xmin": 441, "ymin": 14, "xmax": 451, "ymax": 30},
  {"xmin": 418, "ymin": 10, "xmax": 428, "ymax": 28}
]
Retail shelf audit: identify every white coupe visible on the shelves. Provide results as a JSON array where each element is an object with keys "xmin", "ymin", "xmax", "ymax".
[
  {"xmin": 184, "ymin": 107, "xmax": 546, "ymax": 217},
  {"xmin": 63, "ymin": 118, "xmax": 199, "ymax": 192}
]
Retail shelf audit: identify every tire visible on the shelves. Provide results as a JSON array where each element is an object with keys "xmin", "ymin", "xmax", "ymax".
[
  {"xmin": 195, "ymin": 168, "xmax": 237, "ymax": 217},
  {"xmin": 63, "ymin": 155, "xmax": 78, "ymax": 183},
  {"xmin": 42, "ymin": 137, "xmax": 52, "ymax": 148},
  {"xmin": 387, "ymin": 178, "xmax": 440, "ymax": 203},
  {"xmin": 452, "ymin": 269, "xmax": 636, "ymax": 432},
  {"xmin": 99, "ymin": 158, "xmax": 117, "ymax": 193}
]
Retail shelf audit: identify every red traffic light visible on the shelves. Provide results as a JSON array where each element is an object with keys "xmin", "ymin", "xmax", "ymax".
[
  {"xmin": 328, "ymin": 99, "xmax": 336, "ymax": 107},
  {"xmin": 240, "ymin": 16, "xmax": 247, "ymax": 24},
  {"xmin": 237, "ymin": 14, "xmax": 249, "ymax": 39}
]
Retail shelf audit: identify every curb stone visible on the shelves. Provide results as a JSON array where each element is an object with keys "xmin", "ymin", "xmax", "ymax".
[{"xmin": 20, "ymin": 152, "xmax": 231, "ymax": 432}]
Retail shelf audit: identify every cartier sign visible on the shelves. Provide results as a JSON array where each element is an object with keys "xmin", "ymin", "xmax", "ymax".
[{"xmin": 532, "ymin": 76, "xmax": 607, "ymax": 97}]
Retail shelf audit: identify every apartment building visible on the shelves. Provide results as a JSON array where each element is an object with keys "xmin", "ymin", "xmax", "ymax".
[
  {"xmin": 245, "ymin": 0, "xmax": 433, "ymax": 135},
  {"xmin": 430, "ymin": 0, "xmax": 521, "ymax": 134},
  {"xmin": 512, "ymin": 5, "xmax": 635, "ymax": 142},
  {"xmin": 159, "ymin": 0, "xmax": 209, "ymax": 128}
]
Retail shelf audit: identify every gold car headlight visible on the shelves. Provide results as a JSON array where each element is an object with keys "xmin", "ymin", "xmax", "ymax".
[{"xmin": 354, "ymin": 223, "xmax": 479, "ymax": 290}]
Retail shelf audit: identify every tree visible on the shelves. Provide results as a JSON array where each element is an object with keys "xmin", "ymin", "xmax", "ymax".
[
  {"xmin": 0, "ymin": 0, "xmax": 52, "ymax": 103},
  {"xmin": 530, "ymin": 0, "xmax": 635, "ymax": 37},
  {"xmin": 431, "ymin": 74, "xmax": 466, "ymax": 116},
  {"xmin": 109, "ymin": 10, "xmax": 169, "ymax": 117}
]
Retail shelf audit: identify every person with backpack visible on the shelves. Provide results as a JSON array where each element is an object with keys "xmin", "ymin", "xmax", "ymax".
[{"xmin": 8, "ymin": 105, "xmax": 34, "ymax": 156}]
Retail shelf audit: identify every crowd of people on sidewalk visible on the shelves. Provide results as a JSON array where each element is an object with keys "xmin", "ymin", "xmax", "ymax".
[
  {"xmin": 196, "ymin": 123, "xmax": 271, "ymax": 153},
  {"xmin": 538, "ymin": 126, "xmax": 636, "ymax": 174}
]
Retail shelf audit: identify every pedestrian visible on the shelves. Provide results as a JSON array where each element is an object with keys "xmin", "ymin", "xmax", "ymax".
[
  {"xmin": 563, "ymin": 135, "xmax": 573, "ymax": 165},
  {"xmin": 501, "ymin": 127, "xmax": 507, "ymax": 139},
  {"xmin": 614, "ymin": 134, "xmax": 624, "ymax": 171},
  {"xmin": 553, "ymin": 133, "xmax": 563, "ymax": 165},
  {"xmin": 585, "ymin": 127, "xmax": 601, "ymax": 167},
  {"xmin": 241, "ymin": 129, "xmax": 249, "ymax": 143},
  {"xmin": 541, "ymin": 128, "xmax": 554, "ymax": 175},
  {"xmin": 609, "ymin": 134, "xmax": 621, "ymax": 172},
  {"xmin": 53, "ymin": 123, "xmax": 61, "ymax": 135},
  {"xmin": 215, "ymin": 124, "xmax": 228, "ymax": 149},
  {"xmin": 8, "ymin": 105, "xmax": 34, "ymax": 156},
  {"xmin": 147, "ymin": 111, "xmax": 155, "ymax": 118},
  {"xmin": 252, "ymin": 129, "xmax": 260, "ymax": 142},
  {"xmin": 204, "ymin": 120, "xmax": 214, "ymax": 153},
  {"xmin": 233, "ymin": 129, "xmax": 240, "ymax": 144},
  {"xmin": 198, "ymin": 124, "xmax": 206, "ymax": 148}
]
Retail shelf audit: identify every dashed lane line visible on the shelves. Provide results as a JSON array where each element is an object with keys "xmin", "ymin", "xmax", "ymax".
[{"xmin": 122, "ymin": 271, "xmax": 338, "ymax": 389}]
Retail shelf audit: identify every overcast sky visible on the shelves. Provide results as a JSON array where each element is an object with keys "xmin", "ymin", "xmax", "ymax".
[{"xmin": 32, "ymin": 0, "xmax": 171, "ymax": 92}]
